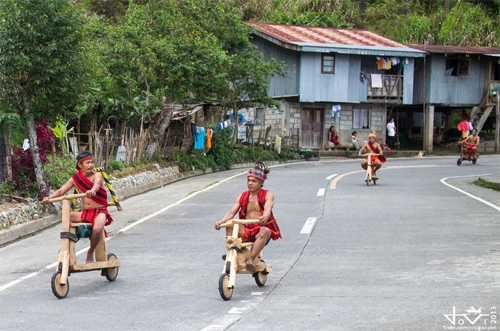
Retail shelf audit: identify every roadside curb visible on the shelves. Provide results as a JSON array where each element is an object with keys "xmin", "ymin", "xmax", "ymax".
[{"xmin": 0, "ymin": 213, "xmax": 61, "ymax": 247}]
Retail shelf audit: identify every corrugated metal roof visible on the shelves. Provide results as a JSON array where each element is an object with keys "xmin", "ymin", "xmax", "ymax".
[
  {"xmin": 409, "ymin": 44, "xmax": 500, "ymax": 55},
  {"xmin": 246, "ymin": 22, "xmax": 405, "ymax": 47},
  {"xmin": 245, "ymin": 22, "xmax": 425, "ymax": 57}
]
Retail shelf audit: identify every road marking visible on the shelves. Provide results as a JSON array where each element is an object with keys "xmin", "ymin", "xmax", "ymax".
[
  {"xmin": 326, "ymin": 174, "xmax": 338, "ymax": 180},
  {"xmin": 228, "ymin": 308, "xmax": 247, "ymax": 314},
  {"xmin": 317, "ymin": 188, "xmax": 325, "ymax": 196},
  {"xmin": 441, "ymin": 174, "xmax": 500, "ymax": 212},
  {"xmin": 300, "ymin": 217, "xmax": 317, "ymax": 234},
  {"xmin": 200, "ymin": 326, "xmax": 222, "ymax": 331},
  {"xmin": 330, "ymin": 170, "xmax": 363, "ymax": 189}
]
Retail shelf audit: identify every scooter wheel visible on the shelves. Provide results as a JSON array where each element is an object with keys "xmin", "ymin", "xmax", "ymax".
[
  {"xmin": 51, "ymin": 271, "xmax": 69, "ymax": 299},
  {"xmin": 103, "ymin": 253, "xmax": 119, "ymax": 282},
  {"xmin": 218, "ymin": 274, "xmax": 233, "ymax": 301},
  {"xmin": 472, "ymin": 159, "xmax": 477, "ymax": 165},
  {"xmin": 457, "ymin": 158, "xmax": 462, "ymax": 166},
  {"xmin": 253, "ymin": 271, "xmax": 267, "ymax": 287}
]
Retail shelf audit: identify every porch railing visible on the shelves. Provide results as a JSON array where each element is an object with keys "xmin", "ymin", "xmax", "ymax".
[{"xmin": 367, "ymin": 74, "xmax": 402, "ymax": 103}]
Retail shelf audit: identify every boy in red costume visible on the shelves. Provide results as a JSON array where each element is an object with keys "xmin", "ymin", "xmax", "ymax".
[
  {"xmin": 215, "ymin": 162, "xmax": 281, "ymax": 271},
  {"xmin": 43, "ymin": 151, "xmax": 113, "ymax": 263},
  {"xmin": 359, "ymin": 132, "xmax": 387, "ymax": 179}
]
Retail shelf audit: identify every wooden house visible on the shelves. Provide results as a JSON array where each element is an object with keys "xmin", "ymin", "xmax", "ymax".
[
  {"xmin": 243, "ymin": 22, "xmax": 426, "ymax": 150},
  {"xmin": 408, "ymin": 44, "xmax": 500, "ymax": 152}
]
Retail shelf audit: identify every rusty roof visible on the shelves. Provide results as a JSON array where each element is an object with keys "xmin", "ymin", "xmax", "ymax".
[
  {"xmin": 245, "ymin": 22, "xmax": 425, "ymax": 57},
  {"xmin": 245, "ymin": 22, "xmax": 406, "ymax": 47},
  {"xmin": 409, "ymin": 44, "xmax": 500, "ymax": 55}
]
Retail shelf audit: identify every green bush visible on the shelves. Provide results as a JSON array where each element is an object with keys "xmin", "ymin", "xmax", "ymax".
[
  {"xmin": 107, "ymin": 159, "xmax": 125, "ymax": 172},
  {"xmin": 44, "ymin": 156, "xmax": 76, "ymax": 190},
  {"xmin": 0, "ymin": 180, "xmax": 17, "ymax": 197},
  {"xmin": 208, "ymin": 127, "xmax": 235, "ymax": 171}
]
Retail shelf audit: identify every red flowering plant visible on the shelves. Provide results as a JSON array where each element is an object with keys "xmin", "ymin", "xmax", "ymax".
[{"xmin": 10, "ymin": 121, "xmax": 55, "ymax": 197}]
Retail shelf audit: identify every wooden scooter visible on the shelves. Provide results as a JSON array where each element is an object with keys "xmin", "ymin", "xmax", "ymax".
[
  {"xmin": 361, "ymin": 153, "xmax": 380, "ymax": 186},
  {"xmin": 48, "ymin": 193, "xmax": 120, "ymax": 299},
  {"xmin": 218, "ymin": 219, "xmax": 272, "ymax": 301}
]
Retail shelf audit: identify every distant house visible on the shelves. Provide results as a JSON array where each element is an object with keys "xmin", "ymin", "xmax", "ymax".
[
  {"xmin": 408, "ymin": 44, "xmax": 500, "ymax": 151},
  {"xmin": 243, "ymin": 22, "xmax": 426, "ymax": 150}
]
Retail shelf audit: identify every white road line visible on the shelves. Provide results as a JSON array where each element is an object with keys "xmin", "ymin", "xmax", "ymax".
[
  {"xmin": 317, "ymin": 188, "xmax": 325, "ymax": 196},
  {"xmin": 200, "ymin": 325, "xmax": 223, "ymax": 331},
  {"xmin": 300, "ymin": 217, "xmax": 317, "ymax": 234},
  {"xmin": 228, "ymin": 308, "xmax": 247, "ymax": 314},
  {"xmin": 441, "ymin": 174, "xmax": 500, "ymax": 212},
  {"xmin": 326, "ymin": 174, "xmax": 338, "ymax": 180}
]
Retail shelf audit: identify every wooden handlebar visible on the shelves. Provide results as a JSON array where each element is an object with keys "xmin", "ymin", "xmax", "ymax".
[
  {"xmin": 47, "ymin": 193, "xmax": 87, "ymax": 203},
  {"xmin": 360, "ymin": 153, "xmax": 380, "ymax": 157},
  {"xmin": 218, "ymin": 219, "xmax": 260, "ymax": 228}
]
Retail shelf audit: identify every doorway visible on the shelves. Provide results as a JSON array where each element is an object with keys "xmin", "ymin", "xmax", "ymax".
[{"xmin": 301, "ymin": 108, "xmax": 323, "ymax": 148}]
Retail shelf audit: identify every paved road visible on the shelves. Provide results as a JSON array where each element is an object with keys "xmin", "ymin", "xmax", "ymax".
[{"xmin": 0, "ymin": 156, "xmax": 499, "ymax": 331}]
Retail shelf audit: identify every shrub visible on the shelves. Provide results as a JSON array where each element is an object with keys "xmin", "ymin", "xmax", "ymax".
[
  {"xmin": 44, "ymin": 156, "xmax": 76, "ymax": 190},
  {"xmin": 107, "ymin": 159, "xmax": 125, "ymax": 173},
  {"xmin": 208, "ymin": 127, "xmax": 234, "ymax": 170},
  {"xmin": 9, "ymin": 121, "xmax": 55, "ymax": 197}
]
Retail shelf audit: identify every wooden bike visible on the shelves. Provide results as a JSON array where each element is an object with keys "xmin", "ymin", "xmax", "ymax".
[
  {"xmin": 218, "ymin": 219, "xmax": 272, "ymax": 301},
  {"xmin": 361, "ymin": 153, "xmax": 380, "ymax": 186},
  {"xmin": 48, "ymin": 193, "xmax": 120, "ymax": 299}
]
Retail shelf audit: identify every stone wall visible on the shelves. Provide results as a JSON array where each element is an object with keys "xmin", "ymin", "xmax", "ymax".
[{"xmin": 0, "ymin": 164, "xmax": 183, "ymax": 231}]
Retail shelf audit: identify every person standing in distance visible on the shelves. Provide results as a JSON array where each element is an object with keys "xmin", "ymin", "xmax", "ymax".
[{"xmin": 386, "ymin": 118, "xmax": 396, "ymax": 150}]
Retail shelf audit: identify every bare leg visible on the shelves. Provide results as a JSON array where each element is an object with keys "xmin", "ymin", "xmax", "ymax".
[
  {"xmin": 247, "ymin": 227, "xmax": 271, "ymax": 265},
  {"xmin": 373, "ymin": 161, "xmax": 382, "ymax": 177},
  {"xmin": 86, "ymin": 213, "xmax": 107, "ymax": 263}
]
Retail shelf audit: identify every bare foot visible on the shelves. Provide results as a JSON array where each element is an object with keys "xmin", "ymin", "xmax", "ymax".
[
  {"xmin": 86, "ymin": 252, "xmax": 94, "ymax": 263},
  {"xmin": 245, "ymin": 259, "xmax": 256, "ymax": 272}
]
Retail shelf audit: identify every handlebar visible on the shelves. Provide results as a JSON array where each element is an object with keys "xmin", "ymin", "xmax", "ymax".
[
  {"xmin": 218, "ymin": 219, "xmax": 260, "ymax": 228},
  {"xmin": 359, "ymin": 153, "xmax": 380, "ymax": 157},
  {"xmin": 46, "ymin": 193, "xmax": 87, "ymax": 203}
]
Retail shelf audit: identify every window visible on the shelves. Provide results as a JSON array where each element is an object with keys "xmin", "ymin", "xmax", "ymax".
[
  {"xmin": 353, "ymin": 108, "xmax": 370, "ymax": 129},
  {"xmin": 322, "ymin": 54, "xmax": 335, "ymax": 74},
  {"xmin": 254, "ymin": 108, "xmax": 265, "ymax": 125},
  {"xmin": 445, "ymin": 57, "xmax": 470, "ymax": 76}
]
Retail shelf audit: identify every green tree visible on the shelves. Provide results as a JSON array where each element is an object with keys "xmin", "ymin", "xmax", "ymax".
[
  {"xmin": 89, "ymin": 0, "xmax": 284, "ymax": 154},
  {"xmin": 0, "ymin": 0, "xmax": 90, "ymax": 193}
]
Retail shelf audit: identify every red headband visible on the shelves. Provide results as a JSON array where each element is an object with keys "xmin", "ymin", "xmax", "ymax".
[
  {"xmin": 248, "ymin": 168, "xmax": 266, "ymax": 182},
  {"xmin": 78, "ymin": 156, "xmax": 93, "ymax": 163}
]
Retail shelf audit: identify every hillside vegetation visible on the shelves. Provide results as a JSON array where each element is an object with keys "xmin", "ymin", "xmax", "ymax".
[{"xmin": 86, "ymin": 0, "xmax": 500, "ymax": 46}]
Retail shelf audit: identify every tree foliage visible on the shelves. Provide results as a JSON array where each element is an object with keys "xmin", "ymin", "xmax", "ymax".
[
  {"xmin": 0, "ymin": 0, "xmax": 91, "ymax": 192},
  {"xmin": 86, "ymin": 0, "xmax": 285, "ymax": 146},
  {"xmin": 0, "ymin": 0, "xmax": 90, "ymax": 122}
]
